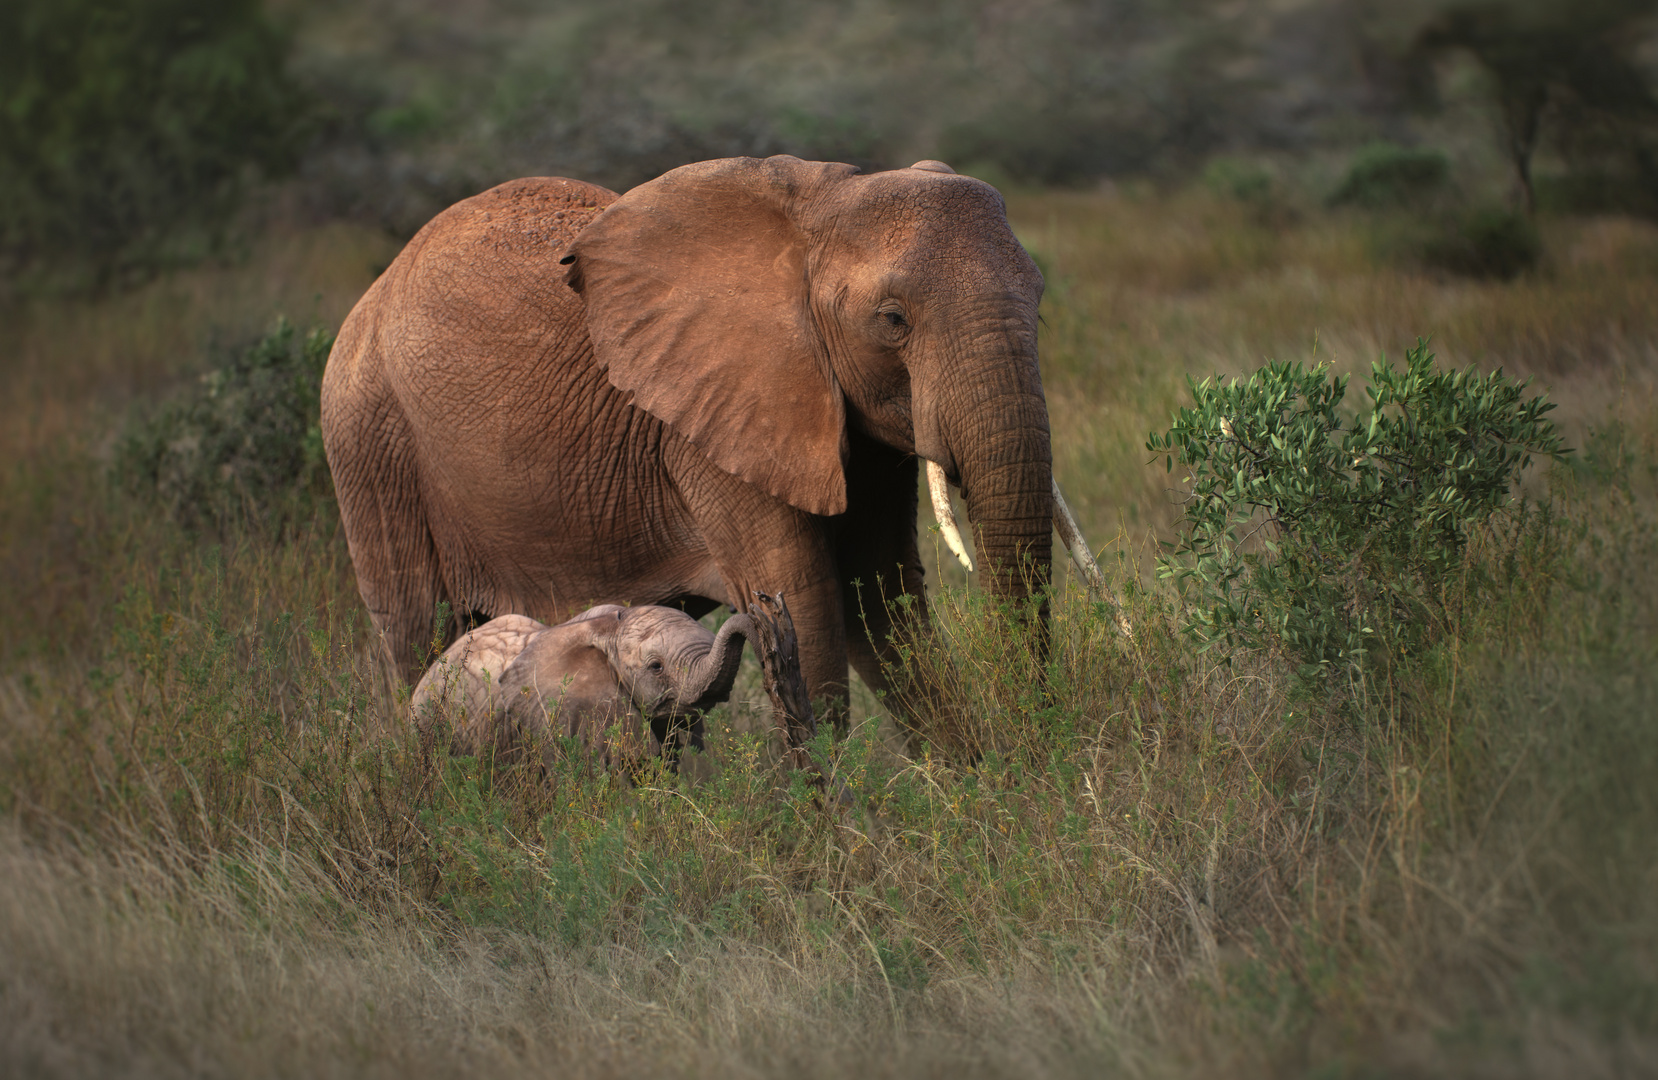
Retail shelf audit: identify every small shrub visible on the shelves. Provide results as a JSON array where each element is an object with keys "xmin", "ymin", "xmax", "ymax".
[
  {"xmin": 1535, "ymin": 167, "xmax": 1658, "ymax": 220},
  {"xmin": 938, "ymin": 105, "xmax": 1152, "ymax": 187},
  {"xmin": 1147, "ymin": 340, "xmax": 1566, "ymax": 681},
  {"xmin": 1204, "ymin": 156, "xmax": 1274, "ymax": 204},
  {"xmin": 1328, "ymin": 142, "xmax": 1450, "ymax": 209},
  {"xmin": 116, "ymin": 317, "xmax": 336, "ymax": 533},
  {"xmin": 1426, "ymin": 205, "xmax": 1542, "ymax": 280}
]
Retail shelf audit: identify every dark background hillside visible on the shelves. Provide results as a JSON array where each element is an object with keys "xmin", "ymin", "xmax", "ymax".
[{"xmin": 4, "ymin": 0, "xmax": 1656, "ymax": 279}]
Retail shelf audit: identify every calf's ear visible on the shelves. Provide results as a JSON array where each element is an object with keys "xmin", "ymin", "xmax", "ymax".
[{"xmin": 501, "ymin": 611, "xmax": 626, "ymax": 736}]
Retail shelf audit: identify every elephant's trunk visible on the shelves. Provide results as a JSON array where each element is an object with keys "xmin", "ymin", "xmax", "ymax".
[
  {"xmin": 680, "ymin": 614, "xmax": 755, "ymax": 710},
  {"xmin": 945, "ymin": 347, "xmax": 1054, "ymax": 606}
]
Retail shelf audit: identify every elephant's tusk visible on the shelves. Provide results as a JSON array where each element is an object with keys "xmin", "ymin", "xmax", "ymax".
[
  {"xmin": 926, "ymin": 460, "xmax": 974, "ymax": 573},
  {"xmin": 1050, "ymin": 477, "xmax": 1104, "ymax": 593},
  {"xmin": 1051, "ymin": 478, "xmax": 1132, "ymax": 637}
]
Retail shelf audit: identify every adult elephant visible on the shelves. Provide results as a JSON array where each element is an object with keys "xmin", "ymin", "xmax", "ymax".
[{"xmin": 322, "ymin": 155, "xmax": 1095, "ymax": 712}]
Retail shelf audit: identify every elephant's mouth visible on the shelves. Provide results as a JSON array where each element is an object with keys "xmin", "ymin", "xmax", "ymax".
[
  {"xmin": 650, "ymin": 712, "xmax": 705, "ymax": 758},
  {"xmin": 923, "ymin": 458, "xmax": 1107, "ymax": 592},
  {"xmin": 671, "ymin": 692, "xmax": 720, "ymax": 717}
]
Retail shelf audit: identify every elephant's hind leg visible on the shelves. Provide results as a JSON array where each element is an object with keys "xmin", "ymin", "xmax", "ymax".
[{"xmin": 327, "ymin": 395, "xmax": 448, "ymax": 689}]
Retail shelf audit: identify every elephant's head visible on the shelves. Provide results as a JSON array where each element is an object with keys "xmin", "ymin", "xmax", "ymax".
[
  {"xmin": 562, "ymin": 155, "xmax": 1054, "ymax": 604},
  {"xmin": 590, "ymin": 605, "xmax": 756, "ymax": 721}
]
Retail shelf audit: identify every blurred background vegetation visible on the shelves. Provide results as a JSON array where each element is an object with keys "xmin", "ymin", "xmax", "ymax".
[{"xmin": 2, "ymin": 0, "xmax": 1655, "ymax": 285}]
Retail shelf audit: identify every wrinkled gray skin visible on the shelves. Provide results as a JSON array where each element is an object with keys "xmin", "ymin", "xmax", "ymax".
[{"xmin": 410, "ymin": 605, "xmax": 755, "ymax": 764}]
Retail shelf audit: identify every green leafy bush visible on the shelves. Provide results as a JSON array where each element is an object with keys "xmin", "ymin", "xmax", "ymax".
[
  {"xmin": 1535, "ymin": 167, "xmax": 1658, "ymax": 220},
  {"xmin": 1426, "ymin": 205, "xmax": 1543, "ymax": 280},
  {"xmin": 0, "ymin": 0, "xmax": 308, "ymax": 274},
  {"xmin": 1203, "ymin": 156, "xmax": 1274, "ymax": 204},
  {"xmin": 116, "ymin": 318, "xmax": 335, "ymax": 532},
  {"xmin": 1328, "ymin": 143, "xmax": 1450, "ymax": 209},
  {"xmin": 1147, "ymin": 341, "xmax": 1565, "ymax": 680}
]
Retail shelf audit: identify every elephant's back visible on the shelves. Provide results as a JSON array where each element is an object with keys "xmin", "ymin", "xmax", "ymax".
[
  {"xmin": 323, "ymin": 177, "xmax": 619, "ymax": 417},
  {"xmin": 409, "ymin": 613, "xmax": 548, "ymax": 729},
  {"xmin": 408, "ymin": 177, "xmax": 618, "ymax": 269},
  {"xmin": 386, "ymin": 176, "xmax": 616, "ymax": 356},
  {"xmin": 368, "ymin": 179, "xmax": 612, "ymax": 421}
]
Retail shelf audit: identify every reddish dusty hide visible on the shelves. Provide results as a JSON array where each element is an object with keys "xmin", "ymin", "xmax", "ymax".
[{"xmin": 322, "ymin": 156, "xmax": 1054, "ymax": 715}]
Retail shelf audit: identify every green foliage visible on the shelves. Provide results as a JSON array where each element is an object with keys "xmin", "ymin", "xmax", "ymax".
[
  {"xmin": 1147, "ymin": 340, "xmax": 1565, "ymax": 678},
  {"xmin": 1203, "ymin": 156, "xmax": 1275, "ymax": 204},
  {"xmin": 1328, "ymin": 142, "xmax": 1450, "ymax": 209},
  {"xmin": 1536, "ymin": 168, "xmax": 1658, "ymax": 220},
  {"xmin": 1425, "ymin": 204, "xmax": 1543, "ymax": 280},
  {"xmin": 280, "ymin": 0, "xmax": 1285, "ymax": 209},
  {"xmin": 1358, "ymin": 200, "xmax": 1543, "ymax": 282},
  {"xmin": 115, "ymin": 317, "xmax": 335, "ymax": 533},
  {"xmin": 0, "ymin": 0, "xmax": 308, "ymax": 272},
  {"xmin": 939, "ymin": 104, "xmax": 1137, "ymax": 188},
  {"xmin": 424, "ymin": 760, "xmax": 632, "ymax": 943},
  {"xmin": 1408, "ymin": 0, "xmax": 1658, "ymax": 214}
]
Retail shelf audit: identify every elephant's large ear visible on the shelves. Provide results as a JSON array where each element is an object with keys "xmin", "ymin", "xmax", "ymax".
[
  {"xmin": 562, "ymin": 156, "xmax": 859, "ymax": 517},
  {"xmin": 500, "ymin": 611, "xmax": 626, "ymax": 733}
]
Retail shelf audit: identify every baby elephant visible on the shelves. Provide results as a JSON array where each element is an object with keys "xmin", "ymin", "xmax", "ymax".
[{"xmin": 410, "ymin": 605, "xmax": 755, "ymax": 765}]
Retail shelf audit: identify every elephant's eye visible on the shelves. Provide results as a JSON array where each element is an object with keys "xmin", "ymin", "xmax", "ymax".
[
  {"xmin": 648, "ymin": 659, "xmax": 664, "ymax": 673},
  {"xmin": 882, "ymin": 310, "xmax": 908, "ymax": 329}
]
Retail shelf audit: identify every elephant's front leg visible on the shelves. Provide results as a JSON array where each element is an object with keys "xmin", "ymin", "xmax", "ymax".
[
  {"xmin": 683, "ymin": 474, "xmax": 850, "ymax": 726},
  {"xmin": 836, "ymin": 434, "xmax": 928, "ymax": 703}
]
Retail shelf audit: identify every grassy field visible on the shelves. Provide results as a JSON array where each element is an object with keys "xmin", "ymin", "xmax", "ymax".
[{"xmin": 2, "ymin": 183, "xmax": 1656, "ymax": 1077}]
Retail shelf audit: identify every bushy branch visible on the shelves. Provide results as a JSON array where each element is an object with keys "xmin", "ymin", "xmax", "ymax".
[
  {"xmin": 1147, "ymin": 340, "xmax": 1566, "ymax": 679},
  {"xmin": 115, "ymin": 317, "xmax": 336, "ymax": 534}
]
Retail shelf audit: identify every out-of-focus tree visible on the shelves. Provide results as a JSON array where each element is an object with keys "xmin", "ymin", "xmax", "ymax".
[
  {"xmin": 935, "ymin": 0, "xmax": 1263, "ymax": 184},
  {"xmin": 0, "ymin": 0, "xmax": 309, "ymax": 276},
  {"xmin": 1409, "ymin": 0, "xmax": 1658, "ymax": 214},
  {"xmin": 286, "ymin": 0, "xmax": 1286, "ymax": 222}
]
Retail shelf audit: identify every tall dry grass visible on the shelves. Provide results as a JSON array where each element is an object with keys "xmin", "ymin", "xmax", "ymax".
[
  {"xmin": 0, "ymin": 223, "xmax": 396, "ymax": 668},
  {"xmin": 1, "ymin": 190, "xmax": 1656, "ymax": 1076}
]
